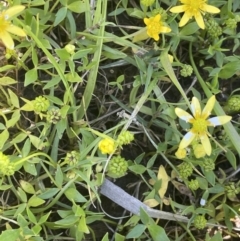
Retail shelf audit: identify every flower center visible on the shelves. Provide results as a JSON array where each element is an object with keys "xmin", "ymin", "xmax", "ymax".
[
  {"xmin": 148, "ymin": 20, "xmax": 162, "ymax": 33},
  {"xmin": 183, "ymin": 0, "xmax": 206, "ymax": 15},
  {"xmin": 192, "ymin": 118, "xmax": 208, "ymax": 133}
]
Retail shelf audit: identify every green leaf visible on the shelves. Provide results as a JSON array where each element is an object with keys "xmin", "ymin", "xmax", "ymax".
[
  {"xmin": 114, "ymin": 233, "xmax": 125, "ymax": 241},
  {"xmin": 179, "ymin": 22, "xmax": 199, "ymax": 36},
  {"xmin": 38, "ymin": 188, "xmax": 60, "ymax": 199},
  {"xmin": 126, "ymin": 224, "xmax": 146, "ymax": 239},
  {"xmin": 8, "ymin": 89, "xmax": 19, "ymax": 108},
  {"xmin": 0, "ymin": 76, "xmax": 17, "ymax": 85},
  {"xmin": 0, "ymin": 129, "xmax": 9, "ymax": 149},
  {"xmin": 0, "ymin": 229, "xmax": 20, "ymax": 241},
  {"xmin": 55, "ymin": 165, "xmax": 63, "ymax": 188},
  {"xmin": 29, "ymin": 135, "xmax": 45, "ymax": 150},
  {"xmin": 147, "ymin": 223, "xmax": 170, "ymax": 241},
  {"xmin": 218, "ymin": 61, "xmax": 240, "ymax": 79},
  {"xmin": 20, "ymin": 180, "xmax": 35, "ymax": 194},
  {"xmin": 226, "ymin": 148, "xmax": 236, "ymax": 169},
  {"xmin": 55, "ymin": 48, "xmax": 70, "ymax": 60},
  {"xmin": 17, "ymin": 187, "xmax": 27, "ymax": 203},
  {"xmin": 67, "ymin": 0, "xmax": 87, "ymax": 13},
  {"xmin": 55, "ymin": 215, "xmax": 79, "ymax": 226},
  {"xmin": 45, "ymin": 95, "xmax": 64, "ymax": 105},
  {"xmin": 26, "ymin": 207, "xmax": 37, "ymax": 224},
  {"xmin": 24, "ymin": 162, "xmax": 37, "ymax": 176},
  {"xmin": 38, "ymin": 211, "xmax": 51, "ymax": 225},
  {"xmin": 140, "ymin": 208, "xmax": 149, "ymax": 225},
  {"xmin": 24, "ymin": 68, "xmax": 38, "ymax": 86},
  {"xmin": 28, "ymin": 195, "xmax": 45, "ymax": 207},
  {"xmin": 77, "ymin": 216, "xmax": 90, "ymax": 234},
  {"xmin": 65, "ymin": 188, "xmax": 87, "ymax": 203},
  {"xmin": 54, "ymin": 7, "xmax": 67, "ymax": 26},
  {"xmin": 128, "ymin": 164, "xmax": 146, "ymax": 174},
  {"xmin": 101, "ymin": 233, "xmax": 109, "ymax": 241}
]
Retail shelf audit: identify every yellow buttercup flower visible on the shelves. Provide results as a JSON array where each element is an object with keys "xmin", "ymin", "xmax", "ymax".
[
  {"xmin": 170, "ymin": 0, "xmax": 220, "ymax": 29},
  {"xmin": 0, "ymin": 5, "xmax": 26, "ymax": 49},
  {"xmin": 175, "ymin": 96, "xmax": 232, "ymax": 156},
  {"xmin": 144, "ymin": 14, "xmax": 171, "ymax": 41},
  {"xmin": 98, "ymin": 138, "xmax": 115, "ymax": 155}
]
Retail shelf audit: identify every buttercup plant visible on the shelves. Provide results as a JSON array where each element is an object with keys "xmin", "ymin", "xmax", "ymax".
[
  {"xmin": 170, "ymin": 0, "xmax": 220, "ymax": 29},
  {"xmin": 175, "ymin": 95, "xmax": 231, "ymax": 155},
  {"xmin": 144, "ymin": 14, "xmax": 171, "ymax": 41}
]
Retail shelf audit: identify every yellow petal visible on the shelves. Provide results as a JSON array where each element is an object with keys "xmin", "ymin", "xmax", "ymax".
[
  {"xmin": 203, "ymin": 4, "xmax": 220, "ymax": 14},
  {"xmin": 7, "ymin": 25, "xmax": 26, "ymax": 37},
  {"xmin": 175, "ymin": 108, "xmax": 193, "ymax": 122},
  {"xmin": 144, "ymin": 18, "xmax": 150, "ymax": 25},
  {"xmin": 154, "ymin": 14, "xmax": 161, "ymax": 22},
  {"xmin": 194, "ymin": 12, "xmax": 205, "ymax": 29},
  {"xmin": 1, "ymin": 31, "xmax": 14, "ymax": 49},
  {"xmin": 179, "ymin": 131, "xmax": 196, "ymax": 149},
  {"xmin": 179, "ymin": 12, "xmax": 191, "ymax": 27},
  {"xmin": 200, "ymin": 134, "xmax": 211, "ymax": 156},
  {"xmin": 202, "ymin": 95, "xmax": 215, "ymax": 119},
  {"xmin": 208, "ymin": 116, "xmax": 232, "ymax": 126},
  {"xmin": 152, "ymin": 33, "xmax": 159, "ymax": 41},
  {"xmin": 170, "ymin": 5, "xmax": 185, "ymax": 13},
  {"xmin": 160, "ymin": 26, "xmax": 171, "ymax": 33},
  {"xmin": 5, "ymin": 5, "xmax": 25, "ymax": 19},
  {"xmin": 191, "ymin": 97, "xmax": 201, "ymax": 118}
]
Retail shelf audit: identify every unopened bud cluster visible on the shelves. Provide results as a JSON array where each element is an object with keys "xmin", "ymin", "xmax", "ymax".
[
  {"xmin": 0, "ymin": 152, "xmax": 14, "ymax": 176},
  {"xmin": 140, "ymin": 0, "xmax": 155, "ymax": 7},
  {"xmin": 178, "ymin": 162, "xmax": 193, "ymax": 179},
  {"xmin": 47, "ymin": 108, "xmax": 61, "ymax": 124},
  {"xmin": 64, "ymin": 151, "xmax": 80, "ymax": 166},
  {"xmin": 202, "ymin": 158, "xmax": 215, "ymax": 172},
  {"xmin": 194, "ymin": 215, "xmax": 207, "ymax": 229},
  {"xmin": 188, "ymin": 179, "xmax": 199, "ymax": 191},
  {"xmin": 33, "ymin": 96, "xmax": 50, "ymax": 113},
  {"xmin": 108, "ymin": 156, "xmax": 128, "ymax": 178},
  {"xmin": 206, "ymin": 18, "xmax": 222, "ymax": 38},
  {"xmin": 180, "ymin": 64, "xmax": 193, "ymax": 77},
  {"xmin": 225, "ymin": 18, "xmax": 237, "ymax": 29},
  {"xmin": 116, "ymin": 131, "xmax": 134, "ymax": 146},
  {"xmin": 225, "ymin": 95, "xmax": 240, "ymax": 113}
]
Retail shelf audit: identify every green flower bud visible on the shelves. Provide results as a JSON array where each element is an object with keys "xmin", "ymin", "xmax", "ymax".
[
  {"xmin": 64, "ymin": 151, "xmax": 80, "ymax": 166},
  {"xmin": 108, "ymin": 156, "xmax": 128, "ymax": 178},
  {"xmin": 178, "ymin": 162, "xmax": 193, "ymax": 179},
  {"xmin": 140, "ymin": 0, "xmax": 155, "ymax": 7},
  {"xmin": 152, "ymin": 8, "xmax": 168, "ymax": 21},
  {"xmin": 225, "ymin": 182, "xmax": 239, "ymax": 200},
  {"xmin": 225, "ymin": 95, "xmax": 240, "ymax": 114},
  {"xmin": 47, "ymin": 108, "xmax": 61, "ymax": 124},
  {"xmin": 2, "ymin": 163, "xmax": 15, "ymax": 176},
  {"xmin": 188, "ymin": 179, "xmax": 199, "ymax": 191},
  {"xmin": 225, "ymin": 18, "xmax": 237, "ymax": 29},
  {"xmin": 202, "ymin": 158, "xmax": 215, "ymax": 172},
  {"xmin": 33, "ymin": 96, "xmax": 50, "ymax": 113},
  {"xmin": 64, "ymin": 44, "xmax": 75, "ymax": 54},
  {"xmin": 66, "ymin": 170, "xmax": 77, "ymax": 179},
  {"xmin": 180, "ymin": 64, "xmax": 193, "ymax": 77},
  {"xmin": 205, "ymin": 18, "xmax": 222, "ymax": 38},
  {"xmin": 194, "ymin": 215, "xmax": 207, "ymax": 229},
  {"xmin": 116, "ymin": 131, "xmax": 134, "ymax": 146}
]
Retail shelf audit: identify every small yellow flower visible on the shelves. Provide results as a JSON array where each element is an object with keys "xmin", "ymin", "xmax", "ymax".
[
  {"xmin": 175, "ymin": 96, "xmax": 232, "ymax": 156},
  {"xmin": 170, "ymin": 0, "xmax": 220, "ymax": 29},
  {"xmin": 144, "ymin": 14, "xmax": 171, "ymax": 41},
  {"xmin": 175, "ymin": 148, "xmax": 187, "ymax": 159},
  {"xmin": 0, "ymin": 5, "xmax": 26, "ymax": 49},
  {"xmin": 98, "ymin": 138, "xmax": 115, "ymax": 155}
]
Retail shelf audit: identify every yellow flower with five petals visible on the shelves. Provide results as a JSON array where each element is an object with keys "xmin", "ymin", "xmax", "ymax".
[
  {"xmin": 170, "ymin": 0, "xmax": 220, "ymax": 29},
  {"xmin": 144, "ymin": 14, "xmax": 171, "ymax": 41},
  {"xmin": 175, "ymin": 96, "xmax": 231, "ymax": 156},
  {"xmin": 0, "ymin": 5, "xmax": 26, "ymax": 49}
]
